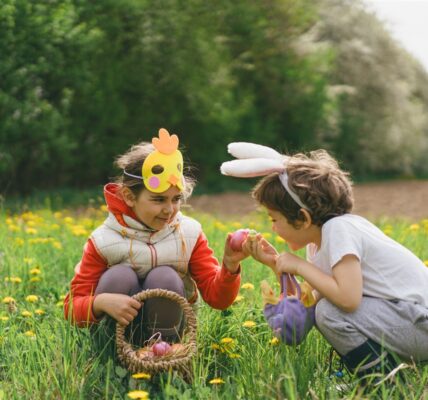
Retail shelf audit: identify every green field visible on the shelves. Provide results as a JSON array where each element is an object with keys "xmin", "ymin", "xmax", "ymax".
[{"xmin": 1, "ymin": 204, "xmax": 427, "ymax": 399}]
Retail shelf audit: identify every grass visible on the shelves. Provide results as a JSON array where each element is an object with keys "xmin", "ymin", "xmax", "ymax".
[{"xmin": 1, "ymin": 203, "xmax": 428, "ymax": 399}]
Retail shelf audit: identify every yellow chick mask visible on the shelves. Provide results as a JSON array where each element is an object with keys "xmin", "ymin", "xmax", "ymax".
[
  {"xmin": 123, "ymin": 128, "xmax": 184, "ymax": 192},
  {"xmin": 140, "ymin": 128, "xmax": 184, "ymax": 193}
]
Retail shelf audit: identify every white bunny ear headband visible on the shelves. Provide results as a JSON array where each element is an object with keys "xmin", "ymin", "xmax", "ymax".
[{"xmin": 220, "ymin": 142, "xmax": 310, "ymax": 211}]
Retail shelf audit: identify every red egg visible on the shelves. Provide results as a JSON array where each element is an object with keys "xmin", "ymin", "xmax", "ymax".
[
  {"xmin": 230, "ymin": 229, "xmax": 250, "ymax": 251},
  {"xmin": 152, "ymin": 341, "xmax": 172, "ymax": 356}
]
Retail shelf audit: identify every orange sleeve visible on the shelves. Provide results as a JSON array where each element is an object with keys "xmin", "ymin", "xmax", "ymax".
[
  {"xmin": 188, "ymin": 232, "xmax": 241, "ymax": 310},
  {"xmin": 63, "ymin": 239, "xmax": 108, "ymax": 327}
]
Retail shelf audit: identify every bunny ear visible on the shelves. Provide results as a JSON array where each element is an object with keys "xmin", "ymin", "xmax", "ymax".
[
  {"xmin": 228, "ymin": 142, "xmax": 283, "ymax": 160},
  {"xmin": 220, "ymin": 159, "xmax": 285, "ymax": 178}
]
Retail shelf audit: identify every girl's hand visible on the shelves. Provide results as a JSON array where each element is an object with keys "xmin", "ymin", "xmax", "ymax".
[
  {"xmin": 93, "ymin": 293, "xmax": 141, "ymax": 326},
  {"xmin": 275, "ymin": 252, "xmax": 304, "ymax": 276},
  {"xmin": 244, "ymin": 233, "xmax": 279, "ymax": 270},
  {"xmin": 223, "ymin": 233, "xmax": 250, "ymax": 273}
]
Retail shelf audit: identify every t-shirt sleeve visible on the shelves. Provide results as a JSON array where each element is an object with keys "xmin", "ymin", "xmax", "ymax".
[{"xmin": 323, "ymin": 219, "xmax": 363, "ymax": 269}]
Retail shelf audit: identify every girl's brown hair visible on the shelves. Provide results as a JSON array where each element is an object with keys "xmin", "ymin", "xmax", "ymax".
[
  {"xmin": 114, "ymin": 141, "xmax": 196, "ymax": 200},
  {"xmin": 252, "ymin": 149, "xmax": 354, "ymax": 227}
]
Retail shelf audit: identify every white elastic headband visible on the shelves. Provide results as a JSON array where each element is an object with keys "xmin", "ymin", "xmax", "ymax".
[{"xmin": 220, "ymin": 142, "xmax": 310, "ymax": 211}]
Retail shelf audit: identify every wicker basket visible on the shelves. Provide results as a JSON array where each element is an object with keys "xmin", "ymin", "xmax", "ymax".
[{"xmin": 116, "ymin": 289, "xmax": 197, "ymax": 377}]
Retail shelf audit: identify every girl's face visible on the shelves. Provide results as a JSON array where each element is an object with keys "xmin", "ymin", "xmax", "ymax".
[
  {"xmin": 125, "ymin": 186, "xmax": 183, "ymax": 231},
  {"xmin": 267, "ymin": 208, "xmax": 310, "ymax": 251}
]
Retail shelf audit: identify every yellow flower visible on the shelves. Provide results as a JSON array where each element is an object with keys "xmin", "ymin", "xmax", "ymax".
[
  {"xmin": 262, "ymin": 232, "xmax": 272, "ymax": 239},
  {"xmin": 100, "ymin": 205, "xmax": 108, "ymax": 212},
  {"xmin": 24, "ymin": 258, "xmax": 34, "ymax": 264},
  {"xmin": 35, "ymin": 309, "xmax": 45, "ymax": 316},
  {"xmin": 127, "ymin": 390, "xmax": 149, "ymax": 399},
  {"xmin": 233, "ymin": 295, "xmax": 244, "ymax": 303},
  {"xmin": 30, "ymin": 268, "xmax": 41, "ymax": 275},
  {"xmin": 231, "ymin": 222, "xmax": 242, "ymax": 228},
  {"xmin": 63, "ymin": 216, "xmax": 74, "ymax": 224},
  {"xmin": 241, "ymin": 283, "xmax": 254, "ymax": 290},
  {"xmin": 70, "ymin": 225, "xmax": 89, "ymax": 237},
  {"xmin": 6, "ymin": 217, "xmax": 13, "ymax": 225},
  {"xmin": 21, "ymin": 311, "xmax": 33, "ymax": 318},
  {"xmin": 24, "ymin": 330, "xmax": 36, "ymax": 338},
  {"xmin": 209, "ymin": 378, "xmax": 225, "ymax": 385},
  {"xmin": 25, "ymin": 227, "xmax": 38, "ymax": 235},
  {"xmin": 228, "ymin": 353, "xmax": 241, "ymax": 358},
  {"xmin": 52, "ymin": 241, "xmax": 62, "ymax": 249},
  {"xmin": 0, "ymin": 316, "xmax": 9, "ymax": 322},
  {"xmin": 220, "ymin": 337, "xmax": 234, "ymax": 344},
  {"xmin": 242, "ymin": 320, "xmax": 256, "ymax": 328},
  {"xmin": 214, "ymin": 221, "xmax": 227, "ymax": 231},
  {"xmin": 424, "ymin": 260, "xmax": 428, "ymax": 267},
  {"xmin": 131, "ymin": 372, "xmax": 151, "ymax": 380},
  {"xmin": 26, "ymin": 295, "xmax": 39, "ymax": 303},
  {"xmin": 275, "ymin": 236, "xmax": 286, "ymax": 243},
  {"xmin": 2, "ymin": 296, "xmax": 15, "ymax": 304},
  {"xmin": 56, "ymin": 300, "xmax": 64, "ymax": 307},
  {"xmin": 30, "ymin": 277, "xmax": 41, "ymax": 283},
  {"xmin": 15, "ymin": 238, "xmax": 25, "ymax": 246},
  {"xmin": 59, "ymin": 294, "xmax": 67, "ymax": 300},
  {"xmin": 9, "ymin": 277, "xmax": 22, "ymax": 284},
  {"xmin": 211, "ymin": 343, "xmax": 220, "ymax": 350},
  {"xmin": 8, "ymin": 224, "xmax": 20, "ymax": 232},
  {"xmin": 409, "ymin": 224, "xmax": 419, "ymax": 231},
  {"xmin": 269, "ymin": 337, "xmax": 280, "ymax": 345}
]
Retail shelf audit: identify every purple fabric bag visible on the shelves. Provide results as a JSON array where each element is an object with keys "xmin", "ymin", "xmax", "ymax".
[{"xmin": 263, "ymin": 273, "xmax": 315, "ymax": 345}]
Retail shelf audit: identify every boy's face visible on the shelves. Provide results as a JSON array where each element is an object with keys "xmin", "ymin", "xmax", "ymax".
[
  {"xmin": 267, "ymin": 208, "xmax": 309, "ymax": 251},
  {"xmin": 125, "ymin": 186, "xmax": 183, "ymax": 231}
]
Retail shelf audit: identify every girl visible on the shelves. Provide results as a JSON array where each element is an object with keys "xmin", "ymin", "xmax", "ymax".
[
  {"xmin": 221, "ymin": 142, "xmax": 428, "ymax": 380},
  {"xmin": 64, "ymin": 129, "xmax": 246, "ymax": 343}
]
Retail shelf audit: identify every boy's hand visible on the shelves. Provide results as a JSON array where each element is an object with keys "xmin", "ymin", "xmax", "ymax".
[
  {"xmin": 223, "ymin": 233, "xmax": 249, "ymax": 273},
  {"xmin": 93, "ymin": 293, "xmax": 141, "ymax": 326},
  {"xmin": 244, "ymin": 233, "xmax": 278, "ymax": 270},
  {"xmin": 275, "ymin": 252, "xmax": 304, "ymax": 276}
]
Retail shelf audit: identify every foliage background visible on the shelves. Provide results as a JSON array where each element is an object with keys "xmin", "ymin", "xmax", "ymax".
[{"xmin": 1, "ymin": 0, "xmax": 428, "ymax": 195}]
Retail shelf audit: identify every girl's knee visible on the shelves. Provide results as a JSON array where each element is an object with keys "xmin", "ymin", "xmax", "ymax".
[
  {"xmin": 315, "ymin": 298, "xmax": 337, "ymax": 331},
  {"xmin": 95, "ymin": 264, "xmax": 140, "ymax": 295},
  {"xmin": 143, "ymin": 266, "xmax": 184, "ymax": 296}
]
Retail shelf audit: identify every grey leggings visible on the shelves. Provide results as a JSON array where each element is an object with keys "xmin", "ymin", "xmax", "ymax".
[
  {"xmin": 316, "ymin": 296, "xmax": 428, "ymax": 361},
  {"xmin": 94, "ymin": 264, "xmax": 185, "ymax": 342}
]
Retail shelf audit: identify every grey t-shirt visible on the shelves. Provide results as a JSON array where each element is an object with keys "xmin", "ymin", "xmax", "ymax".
[{"xmin": 307, "ymin": 214, "xmax": 428, "ymax": 307}]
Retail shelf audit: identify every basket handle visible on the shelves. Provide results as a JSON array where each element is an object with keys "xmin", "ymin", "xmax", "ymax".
[{"xmin": 280, "ymin": 273, "xmax": 302, "ymax": 299}]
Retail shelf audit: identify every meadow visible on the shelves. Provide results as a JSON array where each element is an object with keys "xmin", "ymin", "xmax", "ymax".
[{"xmin": 1, "ymin": 202, "xmax": 428, "ymax": 399}]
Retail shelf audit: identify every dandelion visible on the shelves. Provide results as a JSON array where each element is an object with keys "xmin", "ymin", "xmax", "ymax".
[
  {"xmin": 100, "ymin": 205, "xmax": 108, "ymax": 212},
  {"xmin": 35, "ymin": 309, "xmax": 45, "ymax": 316},
  {"xmin": 231, "ymin": 222, "xmax": 242, "ymax": 228},
  {"xmin": 211, "ymin": 343, "xmax": 220, "ymax": 350},
  {"xmin": 63, "ymin": 217, "xmax": 74, "ymax": 224},
  {"xmin": 269, "ymin": 337, "xmax": 280, "ymax": 345},
  {"xmin": 21, "ymin": 311, "xmax": 33, "ymax": 318},
  {"xmin": 30, "ymin": 268, "xmax": 41, "ymax": 275},
  {"xmin": 220, "ymin": 337, "xmax": 234, "ymax": 344},
  {"xmin": 233, "ymin": 295, "xmax": 244, "ymax": 303},
  {"xmin": 409, "ymin": 224, "xmax": 419, "ymax": 232},
  {"xmin": 262, "ymin": 232, "xmax": 272, "ymax": 239},
  {"xmin": 9, "ymin": 277, "xmax": 22, "ymax": 284},
  {"xmin": 70, "ymin": 225, "xmax": 89, "ymax": 237},
  {"xmin": 24, "ymin": 330, "xmax": 36, "ymax": 338},
  {"xmin": 228, "ymin": 353, "xmax": 241, "ymax": 359},
  {"xmin": 50, "ymin": 223, "xmax": 60, "ymax": 230},
  {"xmin": 214, "ymin": 221, "xmax": 227, "ymax": 231},
  {"xmin": 209, "ymin": 378, "xmax": 225, "ymax": 385},
  {"xmin": 131, "ymin": 372, "xmax": 151, "ymax": 380},
  {"xmin": 424, "ymin": 260, "xmax": 428, "ymax": 267},
  {"xmin": 275, "ymin": 236, "xmax": 286, "ymax": 244},
  {"xmin": 8, "ymin": 224, "xmax": 20, "ymax": 232},
  {"xmin": 30, "ymin": 277, "xmax": 41, "ymax": 283},
  {"xmin": 25, "ymin": 227, "xmax": 38, "ymax": 235},
  {"xmin": 60, "ymin": 294, "xmax": 67, "ymax": 300},
  {"xmin": 15, "ymin": 238, "xmax": 25, "ymax": 246},
  {"xmin": 52, "ymin": 241, "xmax": 62, "ymax": 249},
  {"xmin": 24, "ymin": 258, "xmax": 34, "ymax": 264},
  {"xmin": 127, "ymin": 390, "xmax": 149, "ymax": 399},
  {"xmin": 242, "ymin": 320, "xmax": 256, "ymax": 328},
  {"xmin": 2, "ymin": 296, "xmax": 15, "ymax": 304},
  {"xmin": 56, "ymin": 300, "xmax": 64, "ymax": 307},
  {"xmin": 0, "ymin": 316, "xmax": 9, "ymax": 322},
  {"xmin": 241, "ymin": 283, "xmax": 254, "ymax": 290},
  {"xmin": 26, "ymin": 295, "xmax": 39, "ymax": 303}
]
